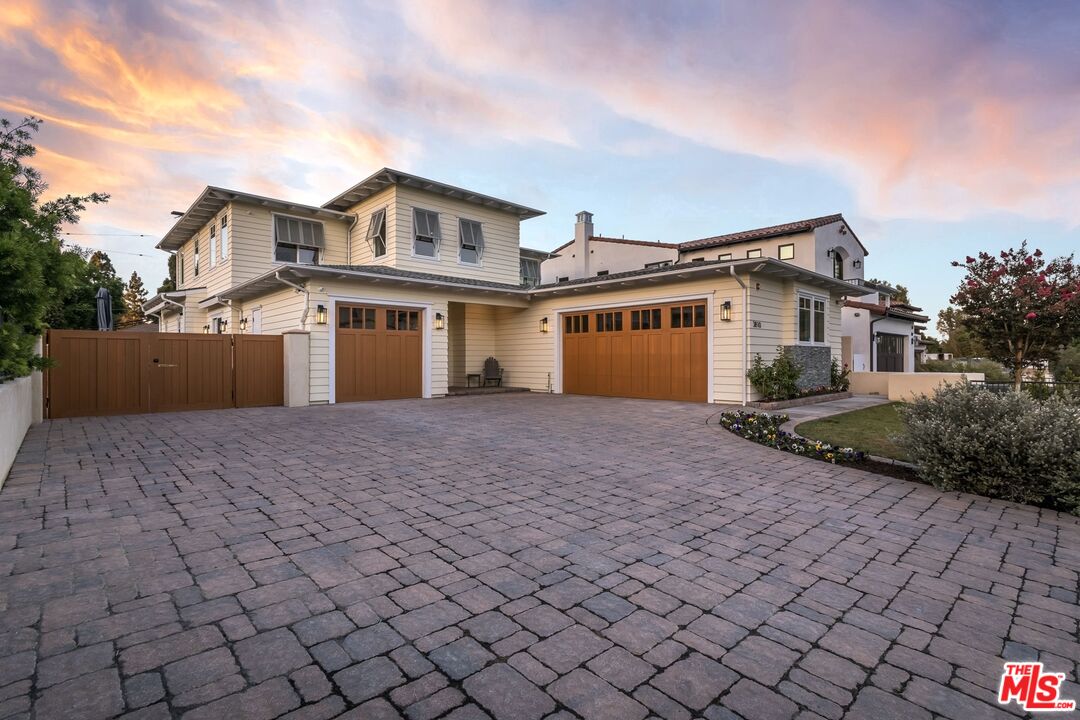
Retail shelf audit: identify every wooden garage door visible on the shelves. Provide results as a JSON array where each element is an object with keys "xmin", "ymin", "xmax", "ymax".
[
  {"xmin": 562, "ymin": 301, "xmax": 708, "ymax": 403},
  {"xmin": 336, "ymin": 304, "xmax": 423, "ymax": 402}
]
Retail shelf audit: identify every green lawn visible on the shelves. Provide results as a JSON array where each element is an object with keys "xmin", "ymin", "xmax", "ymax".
[{"xmin": 795, "ymin": 402, "xmax": 910, "ymax": 461}]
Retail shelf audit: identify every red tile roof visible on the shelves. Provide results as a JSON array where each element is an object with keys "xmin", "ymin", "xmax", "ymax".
[
  {"xmin": 844, "ymin": 300, "xmax": 928, "ymax": 322},
  {"xmin": 678, "ymin": 214, "xmax": 858, "ymax": 252}
]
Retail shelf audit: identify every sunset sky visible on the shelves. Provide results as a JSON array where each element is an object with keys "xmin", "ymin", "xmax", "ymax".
[{"xmin": 3, "ymin": 0, "xmax": 1079, "ymax": 327}]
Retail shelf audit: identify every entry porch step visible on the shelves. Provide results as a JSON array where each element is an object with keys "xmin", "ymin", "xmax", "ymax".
[{"xmin": 446, "ymin": 386, "xmax": 531, "ymax": 396}]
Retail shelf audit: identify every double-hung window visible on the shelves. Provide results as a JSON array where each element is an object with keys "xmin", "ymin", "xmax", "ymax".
[
  {"xmin": 798, "ymin": 293, "xmax": 827, "ymax": 344},
  {"xmin": 209, "ymin": 225, "xmax": 217, "ymax": 268},
  {"xmin": 458, "ymin": 219, "xmax": 484, "ymax": 264},
  {"xmin": 367, "ymin": 209, "xmax": 387, "ymax": 257},
  {"xmin": 176, "ymin": 251, "xmax": 184, "ymax": 286},
  {"xmin": 194, "ymin": 239, "xmax": 200, "ymax": 277},
  {"xmin": 274, "ymin": 215, "xmax": 324, "ymax": 264},
  {"xmin": 413, "ymin": 208, "xmax": 440, "ymax": 258},
  {"xmin": 219, "ymin": 215, "xmax": 229, "ymax": 259}
]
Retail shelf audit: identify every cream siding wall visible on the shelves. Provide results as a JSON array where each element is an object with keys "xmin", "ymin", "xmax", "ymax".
[
  {"xmin": 492, "ymin": 275, "xmax": 747, "ymax": 402},
  {"xmin": 388, "ymin": 186, "xmax": 523, "ymax": 286},
  {"xmin": 448, "ymin": 302, "xmax": 466, "ymax": 386},
  {"xmin": 344, "ymin": 186, "xmax": 397, "ymax": 267},
  {"xmin": 176, "ymin": 203, "xmax": 351, "ymax": 297},
  {"xmin": 679, "ymin": 231, "xmax": 817, "ymax": 270},
  {"xmin": 463, "ymin": 304, "xmax": 498, "ymax": 379}
]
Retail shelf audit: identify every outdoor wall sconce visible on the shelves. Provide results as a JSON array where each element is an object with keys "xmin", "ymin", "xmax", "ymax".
[
  {"xmin": 315, "ymin": 305, "xmax": 328, "ymax": 325},
  {"xmin": 239, "ymin": 316, "xmax": 247, "ymax": 333},
  {"xmin": 539, "ymin": 316, "xmax": 549, "ymax": 333},
  {"xmin": 434, "ymin": 312, "xmax": 445, "ymax": 330},
  {"xmin": 720, "ymin": 301, "xmax": 732, "ymax": 322},
  {"xmin": 202, "ymin": 324, "xmax": 210, "ymax": 334},
  {"xmin": 219, "ymin": 320, "xmax": 228, "ymax": 333},
  {"xmin": 826, "ymin": 248, "xmax": 834, "ymax": 258},
  {"xmin": 852, "ymin": 259, "xmax": 862, "ymax": 269}
]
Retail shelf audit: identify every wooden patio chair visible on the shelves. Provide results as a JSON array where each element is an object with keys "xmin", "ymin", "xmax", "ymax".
[{"xmin": 482, "ymin": 357, "xmax": 504, "ymax": 387}]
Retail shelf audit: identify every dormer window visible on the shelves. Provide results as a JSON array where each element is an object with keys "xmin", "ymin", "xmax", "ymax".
[
  {"xmin": 520, "ymin": 258, "xmax": 540, "ymax": 286},
  {"xmin": 413, "ymin": 208, "xmax": 440, "ymax": 258},
  {"xmin": 458, "ymin": 219, "xmax": 484, "ymax": 264},
  {"xmin": 274, "ymin": 215, "xmax": 324, "ymax": 264},
  {"xmin": 368, "ymin": 209, "xmax": 387, "ymax": 257}
]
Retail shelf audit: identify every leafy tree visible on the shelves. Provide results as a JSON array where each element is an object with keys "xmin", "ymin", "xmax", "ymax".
[
  {"xmin": 121, "ymin": 271, "xmax": 149, "ymax": 327},
  {"xmin": 865, "ymin": 278, "xmax": 910, "ymax": 304},
  {"xmin": 0, "ymin": 116, "xmax": 107, "ymax": 378},
  {"xmin": 951, "ymin": 243, "xmax": 1080, "ymax": 389},
  {"xmin": 43, "ymin": 248, "xmax": 124, "ymax": 330},
  {"xmin": 935, "ymin": 307, "xmax": 986, "ymax": 358},
  {"xmin": 157, "ymin": 253, "xmax": 176, "ymax": 293},
  {"xmin": 1053, "ymin": 341, "xmax": 1080, "ymax": 382}
]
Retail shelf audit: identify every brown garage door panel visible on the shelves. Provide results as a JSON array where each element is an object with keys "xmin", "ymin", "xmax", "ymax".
[
  {"xmin": 335, "ymin": 305, "xmax": 423, "ymax": 402},
  {"xmin": 562, "ymin": 302, "xmax": 708, "ymax": 403}
]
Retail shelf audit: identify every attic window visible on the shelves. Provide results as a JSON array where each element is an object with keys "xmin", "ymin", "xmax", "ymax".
[
  {"xmin": 779, "ymin": 243, "xmax": 795, "ymax": 261},
  {"xmin": 459, "ymin": 219, "xmax": 484, "ymax": 264},
  {"xmin": 413, "ymin": 208, "xmax": 440, "ymax": 258},
  {"xmin": 367, "ymin": 209, "xmax": 386, "ymax": 257},
  {"xmin": 746, "ymin": 249, "xmax": 762, "ymax": 259},
  {"xmin": 718, "ymin": 253, "xmax": 732, "ymax": 261},
  {"xmin": 274, "ymin": 215, "xmax": 324, "ymax": 264},
  {"xmin": 644, "ymin": 261, "xmax": 672, "ymax": 269}
]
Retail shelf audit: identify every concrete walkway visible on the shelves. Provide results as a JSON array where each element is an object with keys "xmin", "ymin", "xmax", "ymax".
[{"xmin": 775, "ymin": 395, "xmax": 892, "ymax": 435}]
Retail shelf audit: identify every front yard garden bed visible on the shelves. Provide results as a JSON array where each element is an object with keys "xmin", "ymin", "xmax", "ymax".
[{"xmin": 747, "ymin": 391, "xmax": 851, "ymax": 411}]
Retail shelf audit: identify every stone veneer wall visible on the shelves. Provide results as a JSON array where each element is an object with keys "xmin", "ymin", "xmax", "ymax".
[{"xmin": 785, "ymin": 345, "xmax": 832, "ymax": 390}]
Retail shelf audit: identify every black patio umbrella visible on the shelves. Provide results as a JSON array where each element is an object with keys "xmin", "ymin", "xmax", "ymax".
[{"xmin": 96, "ymin": 287, "xmax": 113, "ymax": 331}]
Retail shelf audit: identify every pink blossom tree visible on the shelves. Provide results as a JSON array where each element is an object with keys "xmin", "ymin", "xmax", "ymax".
[{"xmin": 951, "ymin": 242, "xmax": 1080, "ymax": 389}]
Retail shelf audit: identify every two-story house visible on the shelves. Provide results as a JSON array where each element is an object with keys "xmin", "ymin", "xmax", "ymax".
[{"xmin": 144, "ymin": 169, "xmax": 865, "ymax": 405}]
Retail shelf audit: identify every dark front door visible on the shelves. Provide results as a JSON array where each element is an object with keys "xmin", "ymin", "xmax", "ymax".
[{"xmin": 875, "ymin": 333, "xmax": 905, "ymax": 372}]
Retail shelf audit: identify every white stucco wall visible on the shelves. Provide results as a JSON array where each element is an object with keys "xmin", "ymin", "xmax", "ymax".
[{"xmin": 541, "ymin": 239, "xmax": 678, "ymax": 283}]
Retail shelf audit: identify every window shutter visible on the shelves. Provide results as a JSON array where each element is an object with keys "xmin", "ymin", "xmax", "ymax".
[{"xmin": 275, "ymin": 216, "xmax": 289, "ymax": 244}]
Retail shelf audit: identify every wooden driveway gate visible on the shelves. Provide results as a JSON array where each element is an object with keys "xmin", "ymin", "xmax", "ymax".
[{"xmin": 44, "ymin": 330, "xmax": 283, "ymax": 419}]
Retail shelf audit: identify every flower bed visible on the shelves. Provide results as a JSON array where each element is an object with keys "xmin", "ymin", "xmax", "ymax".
[{"xmin": 718, "ymin": 411, "xmax": 866, "ymax": 464}]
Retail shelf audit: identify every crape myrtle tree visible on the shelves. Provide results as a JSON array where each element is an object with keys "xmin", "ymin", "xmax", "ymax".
[
  {"xmin": 950, "ymin": 242, "xmax": 1080, "ymax": 389},
  {"xmin": 0, "ymin": 116, "xmax": 108, "ymax": 377}
]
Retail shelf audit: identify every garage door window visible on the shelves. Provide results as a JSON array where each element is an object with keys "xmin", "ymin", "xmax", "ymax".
[
  {"xmin": 339, "ymin": 306, "xmax": 377, "ymax": 329},
  {"xmin": 565, "ymin": 314, "xmax": 589, "ymax": 334},
  {"xmin": 386, "ymin": 309, "xmax": 420, "ymax": 331},
  {"xmin": 630, "ymin": 308, "xmax": 662, "ymax": 330},
  {"xmin": 671, "ymin": 304, "xmax": 707, "ymax": 329},
  {"xmin": 595, "ymin": 311, "xmax": 623, "ymax": 332}
]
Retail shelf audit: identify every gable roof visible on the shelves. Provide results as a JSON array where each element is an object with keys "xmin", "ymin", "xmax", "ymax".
[
  {"xmin": 678, "ymin": 214, "xmax": 866, "ymax": 253},
  {"xmin": 321, "ymin": 168, "xmax": 545, "ymax": 219},
  {"xmin": 156, "ymin": 187, "xmax": 351, "ymax": 251},
  {"xmin": 550, "ymin": 235, "xmax": 680, "ymax": 254}
]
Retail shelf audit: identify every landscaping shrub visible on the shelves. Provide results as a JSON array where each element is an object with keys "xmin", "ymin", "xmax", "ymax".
[
  {"xmin": 718, "ymin": 411, "xmax": 866, "ymax": 464},
  {"xmin": 746, "ymin": 348, "xmax": 801, "ymax": 400},
  {"xmin": 897, "ymin": 383, "xmax": 1080, "ymax": 514},
  {"xmin": 919, "ymin": 358, "xmax": 1011, "ymax": 382},
  {"xmin": 830, "ymin": 358, "xmax": 850, "ymax": 392}
]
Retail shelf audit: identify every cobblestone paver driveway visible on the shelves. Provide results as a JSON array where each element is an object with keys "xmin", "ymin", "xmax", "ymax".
[{"xmin": 2, "ymin": 394, "xmax": 1079, "ymax": 720}]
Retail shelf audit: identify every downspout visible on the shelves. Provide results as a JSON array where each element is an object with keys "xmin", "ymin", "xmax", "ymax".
[
  {"xmin": 729, "ymin": 266, "xmax": 749, "ymax": 406},
  {"xmin": 275, "ymin": 272, "xmax": 310, "ymax": 329},
  {"xmin": 346, "ymin": 213, "xmax": 359, "ymax": 264}
]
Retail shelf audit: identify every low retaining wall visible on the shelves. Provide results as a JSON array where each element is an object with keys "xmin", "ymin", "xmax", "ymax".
[
  {"xmin": 849, "ymin": 371, "xmax": 984, "ymax": 402},
  {"xmin": 748, "ymin": 391, "xmax": 852, "ymax": 411},
  {"xmin": 1, "ymin": 372, "xmax": 42, "ymax": 488}
]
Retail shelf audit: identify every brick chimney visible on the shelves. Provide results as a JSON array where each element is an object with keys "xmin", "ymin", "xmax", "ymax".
[{"xmin": 575, "ymin": 211, "xmax": 593, "ymax": 279}]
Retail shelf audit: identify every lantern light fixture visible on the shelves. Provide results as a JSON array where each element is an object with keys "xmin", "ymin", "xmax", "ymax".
[
  {"xmin": 434, "ymin": 312, "xmax": 445, "ymax": 330},
  {"xmin": 720, "ymin": 300, "xmax": 732, "ymax": 322},
  {"xmin": 219, "ymin": 319, "xmax": 228, "ymax": 333},
  {"xmin": 852, "ymin": 259, "xmax": 862, "ymax": 269},
  {"xmin": 539, "ymin": 316, "xmax": 549, "ymax": 333},
  {"xmin": 316, "ymin": 304, "xmax": 328, "ymax": 325},
  {"xmin": 826, "ymin": 248, "xmax": 835, "ymax": 258},
  {"xmin": 202, "ymin": 324, "xmax": 210, "ymax": 334},
  {"xmin": 239, "ymin": 316, "xmax": 247, "ymax": 333}
]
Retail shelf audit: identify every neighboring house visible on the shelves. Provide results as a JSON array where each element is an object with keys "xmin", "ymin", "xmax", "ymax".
[
  {"xmin": 143, "ymin": 169, "xmax": 863, "ymax": 405},
  {"xmin": 841, "ymin": 297, "xmax": 929, "ymax": 372}
]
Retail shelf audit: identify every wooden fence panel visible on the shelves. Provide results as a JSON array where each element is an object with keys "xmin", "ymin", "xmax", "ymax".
[
  {"xmin": 234, "ymin": 335, "xmax": 284, "ymax": 408},
  {"xmin": 46, "ymin": 330, "xmax": 146, "ymax": 418}
]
